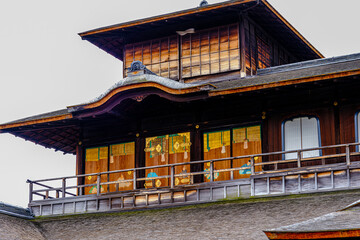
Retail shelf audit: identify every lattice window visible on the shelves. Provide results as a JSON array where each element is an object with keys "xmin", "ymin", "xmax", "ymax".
[
  {"xmin": 124, "ymin": 36, "xmax": 179, "ymax": 80},
  {"xmin": 181, "ymin": 24, "xmax": 240, "ymax": 78}
]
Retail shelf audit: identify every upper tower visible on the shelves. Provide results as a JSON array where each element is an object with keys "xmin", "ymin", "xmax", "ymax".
[{"xmin": 79, "ymin": 0, "xmax": 322, "ymax": 82}]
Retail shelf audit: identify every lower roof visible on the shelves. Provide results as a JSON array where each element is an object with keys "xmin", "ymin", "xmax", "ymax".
[{"xmin": 264, "ymin": 202, "xmax": 360, "ymax": 239}]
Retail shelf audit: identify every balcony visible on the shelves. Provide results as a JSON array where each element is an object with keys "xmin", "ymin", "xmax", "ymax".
[{"xmin": 27, "ymin": 142, "xmax": 360, "ymax": 217}]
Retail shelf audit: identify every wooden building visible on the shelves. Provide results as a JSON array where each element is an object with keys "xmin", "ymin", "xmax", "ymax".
[{"xmin": 1, "ymin": 0, "xmax": 360, "ymax": 218}]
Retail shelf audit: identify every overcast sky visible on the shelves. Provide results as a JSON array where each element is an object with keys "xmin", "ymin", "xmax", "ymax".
[{"xmin": 1, "ymin": 0, "xmax": 360, "ymax": 207}]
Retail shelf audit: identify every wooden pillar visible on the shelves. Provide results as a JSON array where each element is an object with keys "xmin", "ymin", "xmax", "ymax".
[
  {"xmin": 135, "ymin": 136, "xmax": 145, "ymax": 189},
  {"xmin": 191, "ymin": 127, "xmax": 203, "ymax": 183},
  {"xmin": 76, "ymin": 143, "xmax": 84, "ymax": 195}
]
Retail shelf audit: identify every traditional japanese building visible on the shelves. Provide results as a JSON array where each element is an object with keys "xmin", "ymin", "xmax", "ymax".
[{"xmin": 1, "ymin": 2, "xmax": 360, "ymax": 231}]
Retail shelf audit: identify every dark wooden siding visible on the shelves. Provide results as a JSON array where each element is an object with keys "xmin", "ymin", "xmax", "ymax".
[
  {"xmin": 124, "ymin": 36, "xmax": 179, "ymax": 80},
  {"xmin": 243, "ymin": 17, "xmax": 297, "ymax": 76},
  {"xmin": 123, "ymin": 16, "xmax": 299, "ymax": 82}
]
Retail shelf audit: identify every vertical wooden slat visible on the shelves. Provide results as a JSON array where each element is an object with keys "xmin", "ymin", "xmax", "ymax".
[
  {"xmin": 315, "ymin": 172, "xmax": 318, "ymax": 190},
  {"xmin": 239, "ymin": 15, "xmax": 246, "ymax": 76},
  {"xmin": 199, "ymin": 33, "xmax": 202, "ymax": 75},
  {"xmin": 282, "ymin": 176, "xmax": 285, "ymax": 193},
  {"xmin": 250, "ymin": 156, "xmax": 255, "ymax": 174},
  {"xmin": 62, "ymin": 178, "xmax": 66, "ymax": 198},
  {"xmin": 190, "ymin": 33, "xmax": 192, "ymax": 77},
  {"xmin": 210, "ymin": 161, "xmax": 214, "ymax": 182},
  {"xmin": 170, "ymin": 166, "xmax": 175, "ymax": 188},
  {"xmin": 331, "ymin": 171, "xmax": 334, "ymax": 189},
  {"xmin": 297, "ymin": 151, "xmax": 302, "ymax": 168},
  {"xmin": 178, "ymin": 35, "xmax": 182, "ymax": 81},
  {"xmin": 346, "ymin": 145, "xmax": 351, "ymax": 165},
  {"xmin": 267, "ymin": 177, "xmax": 270, "ymax": 194},
  {"xmin": 96, "ymin": 175, "xmax": 101, "ymax": 197},
  {"xmin": 28, "ymin": 181, "xmax": 33, "ymax": 203},
  {"xmin": 298, "ymin": 174, "xmax": 301, "ymax": 192},
  {"xmin": 218, "ymin": 27, "xmax": 221, "ymax": 72},
  {"xmin": 251, "ymin": 178, "xmax": 255, "ymax": 196},
  {"xmin": 228, "ymin": 25, "xmax": 231, "ymax": 70},
  {"xmin": 208, "ymin": 31, "xmax": 211, "ymax": 74},
  {"xmin": 170, "ymin": 191, "xmax": 174, "ymax": 203},
  {"xmin": 133, "ymin": 170, "xmax": 137, "ymax": 190}
]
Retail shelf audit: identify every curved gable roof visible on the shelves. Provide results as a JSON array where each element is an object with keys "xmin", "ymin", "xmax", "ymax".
[{"xmin": 79, "ymin": 0, "xmax": 323, "ymax": 62}]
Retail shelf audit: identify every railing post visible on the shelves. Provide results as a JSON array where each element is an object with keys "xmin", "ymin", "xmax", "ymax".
[
  {"xmin": 27, "ymin": 180, "xmax": 33, "ymax": 203},
  {"xmin": 210, "ymin": 161, "xmax": 214, "ymax": 182},
  {"xmin": 133, "ymin": 170, "xmax": 137, "ymax": 190},
  {"xmin": 250, "ymin": 156, "xmax": 256, "ymax": 196},
  {"xmin": 250, "ymin": 156, "xmax": 255, "ymax": 175},
  {"xmin": 170, "ymin": 166, "xmax": 175, "ymax": 188},
  {"xmin": 346, "ymin": 144, "xmax": 351, "ymax": 165},
  {"xmin": 62, "ymin": 178, "xmax": 66, "ymax": 198},
  {"xmin": 97, "ymin": 174, "xmax": 101, "ymax": 197},
  {"xmin": 297, "ymin": 150, "xmax": 301, "ymax": 168}
]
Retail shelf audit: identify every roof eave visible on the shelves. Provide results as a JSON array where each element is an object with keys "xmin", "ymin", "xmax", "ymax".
[
  {"xmin": 261, "ymin": 0, "xmax": 323, "ymax": 59},
  {"xmin": 78, "ymin": 0, "xmax": 256, "ymax": 38}
]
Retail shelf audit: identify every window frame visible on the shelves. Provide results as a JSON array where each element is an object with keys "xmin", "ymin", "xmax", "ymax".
[
  {"xmin": 281, "ymin": 116, "xmax": 322, "ymax": 160},
  {"xmin": 355, "ymin": 111, "xmax": 360, "ymax": 151}
]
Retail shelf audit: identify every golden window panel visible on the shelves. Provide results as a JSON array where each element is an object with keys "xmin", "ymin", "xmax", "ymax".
[
  {"xmin": 233, "ymin": 126, "xmax": 261, "ymax": 144},
  {"xmin": 124, "ymin": 36, "xmax": 179, "ymax": 80},
  {"xmin": 85, "ymin": 146, "xmax": 108, "ymax": 162},
  {"xmin": 145, "ymin": 135, "xmax": 169, "ymax": 158},
  {"xmin": 203, "ymin": 130, "xmax": 231, "ymax": 153},
  {"xmin": 181, "ymin": 24, "xmax": 240, "ymax": 78},
  {"xmin": 168, "ymin": 132, "xmax": 191, "ymax": 154},
  {"xmin": 110, "ymin": 142, "xmax": 135, "ymax": 157}
]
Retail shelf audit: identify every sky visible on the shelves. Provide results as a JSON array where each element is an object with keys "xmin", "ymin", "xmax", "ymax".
[{"xmin": 0, "ymin": 0, "xmax": 360, "ymax": 207}]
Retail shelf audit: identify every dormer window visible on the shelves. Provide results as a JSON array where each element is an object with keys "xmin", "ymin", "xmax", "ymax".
[{"xmin": 124, "ymin": 23, "xmax": 241, "ymax": 81}]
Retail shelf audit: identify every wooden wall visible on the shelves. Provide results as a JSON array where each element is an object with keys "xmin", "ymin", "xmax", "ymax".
[
  {"xmin": 242, "ymin": 16, "xmax": 296, "ymax": 76},
  {"xmin": 123, "ymin": 15, "xmax": 297, "ymax": 81}
]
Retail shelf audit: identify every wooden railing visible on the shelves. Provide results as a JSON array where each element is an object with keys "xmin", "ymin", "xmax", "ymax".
[{"xmin": 27, "ymin": 142, "xmax": 360, "ymax": 203}]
